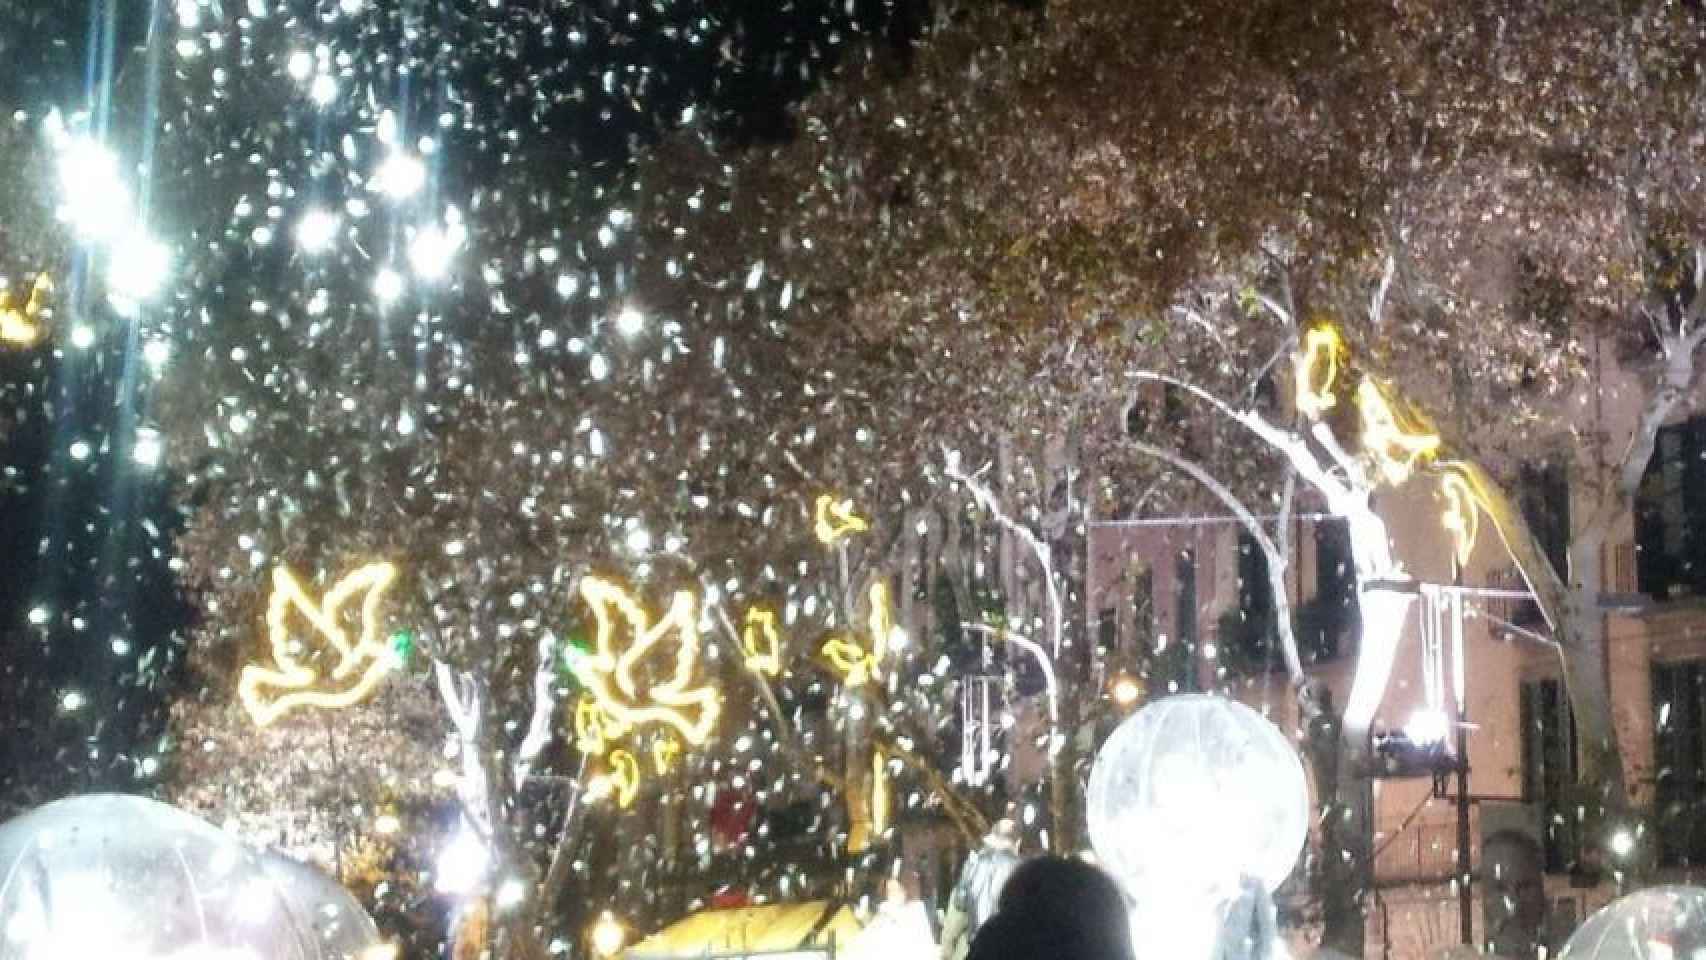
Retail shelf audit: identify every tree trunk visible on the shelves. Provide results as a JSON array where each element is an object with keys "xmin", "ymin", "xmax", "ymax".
[
  {"xmin": 1561, "ymin": 543, "xmax": 1626, "ymax": 805},
  {"xmin": 1306, "ymin": 693, "xmax": 1371, "ymax": 959},
  {"xmin": 1461, "ymin": 461, "xmax": 1630, "ymax": 804}
]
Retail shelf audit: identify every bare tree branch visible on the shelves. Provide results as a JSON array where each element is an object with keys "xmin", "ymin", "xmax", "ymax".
[
  {"xmin": 1127, "ymin": 438, "xmax": 1306, "ymax": 686},
  {"xmin": 512, "ymin": 635, "xmax": 557, "ymax": 786},
  {"xmin": 944, "ymin": 454, "xmax": 1066, "ymax": 657},
  {"xmin": 1368, "ymin": 253, "xmax": 1397, "ymax": 327}
]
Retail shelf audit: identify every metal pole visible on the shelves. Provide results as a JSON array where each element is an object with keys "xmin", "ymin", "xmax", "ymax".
[{"xmin": 1454, "ymin": 564, "xmax": 1474, "ymax": 947}]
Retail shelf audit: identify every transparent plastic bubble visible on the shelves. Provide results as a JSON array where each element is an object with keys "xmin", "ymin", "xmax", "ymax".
[
  {"xmin": 1086, "ymin": 694, "xmax": 1309, "ymax": 905},
  {"xmin": 0, "ymin": 793, "xmax": 380, "ymax": 960},
  {"xmin": 1560, "ymin": 885, "xmax": 1706, "ymax": 959}
]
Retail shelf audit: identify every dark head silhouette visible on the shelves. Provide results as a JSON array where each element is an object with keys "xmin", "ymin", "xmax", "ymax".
[{"xmin": 966, "ymin": 856, "xmax": 1135, "ymax": 960}]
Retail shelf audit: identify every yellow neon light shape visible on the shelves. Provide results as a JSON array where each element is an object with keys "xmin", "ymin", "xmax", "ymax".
[
  {"xmin": 1439, "ymin": 469, "xmax": 1481, "ymax": 568},
  {"xmin": 240, "ymin": 561, "xmax": 400, "ymax": 727},
  {"xmin": 652, "ymin": 736, "xmax": 681, "ymax": 775},
  {"xmin": 814, "ymin": 495, "xmax": 868, "ymax": 545},
  {"xmin": 1355, "ymin": 381, "xmax": 1441, "ymax": 485},
  {"xmin": 576, "ymin": 577, "xmax": 720, "ymax": 746},
  {"xmin": 821, "ymin": 581, "xmax": 893, "ymax": 687},
  {"xmin": 1296, "ymin": 326, "xmax": 1342, "ymax": 417},
  {"xmin": 574, "ymin": 697, "xmax": 627, "ymax": 756},
  {"xmin": 871, "ymin": 748, "xmax": 890, "ymax": 841},
  {"xmin": 741, "ymin": 607, "xmax": 783, "ymax": 677},
  {"xmin": 606, "ymin": 749, "xmax": 640, "ymax": 808},
  {"xmin": 0, "ymin": 273, "xmax": 52, "ymax": 346}
]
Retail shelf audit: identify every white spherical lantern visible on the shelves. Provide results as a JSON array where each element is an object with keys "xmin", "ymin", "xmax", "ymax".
[
  {"xmin": 0, "ymin": 793, "xmax": 383, "ymax": 960},
  {"xmin": 1560, "ymin": 885, "xmax": 1706, "ymax": 959},
  {"xmin": 1087, "ymin": 694, "xmax": 1309, "ymax": 905}
]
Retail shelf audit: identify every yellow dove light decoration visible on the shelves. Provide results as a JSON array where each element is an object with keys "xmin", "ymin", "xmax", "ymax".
[
  {"xmin": 1295, "ymin": 325, "xmax": 1343, "ymax": 417},
  {"xmin": 0, "ymin": 273, "xmax": 53, "ymax": 346},
  {"xmin": 652, "ymin": 736, "xmax": 681, "ymax": 775},
  {"xmin": 1355, "ymin": 381, "xmax": 1441, "ymax": 485},
  {"xmin": 593, "ymin": 749, "xmax": 641, "ymax": 809},
  {"xmin": 741, "ymin": 607, "xmax": 783, "ymax": 677},
  {"xmin": 814, "ymin": 495, "xmax": 868, "ymax": 545},
  {"xmin": 240, "ymin": 562, "xmax": 401, "ymax": 727},
  {"xmin": 1439, "ymin": 468, "xmax": 1482, "ymax": 568},
  {"xmin": 821, "ymin": 581, "xmax": 894, "ymax": 688},
  {"xmin": 574, "ymin": 576, "xmax": 721, "ymax": 747}
]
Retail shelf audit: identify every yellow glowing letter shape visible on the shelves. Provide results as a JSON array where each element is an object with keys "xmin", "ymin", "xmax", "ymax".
[
  {"xmin": 814, "ymin": 495, "xmax": 869, "ymax": 545},
  {"xmin": 741, "ymin": 607, "xmax": 783, "ymax": 677},
  {"xmin": 820, "ymin": 581, "xmax": 893, "ymax": 688},
  {"xmin": 1439, "ymin": 469, "xmax": 1483, "ymax": 569},
  {"xmin": 871, "ymin": 748, "xmax": 891, "ymax": 841},
  {"xmin": 652, "ymin": 736, "xmax": 681, "ymax": 776},
  {"xmin": 1355, "ymin": 381, "xmax": 1441, "ymax": 485},
  {"xmin": 576, "ymin": 577, "xmax": 721, "ymax": 746},
  {"xmin": 240, "ymin": 562, "xmax": 401, "ymax": 727},
  {"xmin": 1296, "ymin": 326, "xmax": 1342, "ymax": 418},
  {"xmin": 574, "ymin": 697, "xmax": 628, "ymax": 756},
  {"xmin": 0, "ymin": 273, "xmax": 52, "ymax": 346},
  {"xmin": 606, "ymin": 749, "xmax": 641, "ymax": 808}
]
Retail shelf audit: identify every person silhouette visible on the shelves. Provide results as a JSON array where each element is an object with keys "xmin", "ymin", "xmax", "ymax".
[{"xmin": 965, "ymin": 855, "xmax": 1135, "ymax": 960}]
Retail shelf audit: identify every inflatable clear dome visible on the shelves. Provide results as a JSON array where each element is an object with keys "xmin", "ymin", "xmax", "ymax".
[
  {"xmin": 0, "ymin": 793, "xmax": 382, "ymax": 960},
  {"xmin": 1087, "ymin": 694, "xmax": 1309, "ymax": 904},
  {"xmin": 1560, "ymin": 885, "xmax": 1706, "ymax": 959}
]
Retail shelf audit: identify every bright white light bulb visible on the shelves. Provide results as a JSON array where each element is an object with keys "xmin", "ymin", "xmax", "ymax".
[
  {"xmin": 70, "ymin": 325, "xmax": 96, "ymax": 349},
  {"xmin": 286, "ymin": 50, "xmax": 313, "ymax": 80},
  {"xmin": 106, "ymin": 229, "xmax": 170, "ymax": 304},
  {"xmin": 408, "ymin": 214, "xmax": 467, "ymax": 280},
  {"xmin": 374, "ymin": 151, "xmax": 426, "ymax": 200},
  {"xmin": 434, "ymin": 825, "xmax": 489, "ymax": 895},
  {"xmin": 296, "ymin": 208, "xmax": 339, "ymax": 253},
  {"xmin": 61, "ymin": 691, "xmax": 86, "ymax": 711},
  {"xmin": 143, "ymin": 339, "xmax": 170, "ymax": 373},
  {"xmin": 56, "ymin": 137, "xmax": 133, "ymax": 241},
  {"xmin": 588, "ymin": 353, "xmax": 609, "ymax": 381},
  {"xmin": 1609, "ymin": 828, "xmax": 1636, "ymax": 858},
  {"xmin": 373, "ymin": 267, "xmax": 404, "ymax": 304},
  {"xmin": 69, "ymin": 440, "xmax": 91, "ymax": 461},
  {"xmin": 133, "ymin": 428, "xmax": 163, "ymax": 468},
  {"xmin": 309, "ymin": 73, "xmax": 338, "ymax": 106},
  {"xmin": 615, "ymin": 306, "xmax": 645, "ymax": 336},
  {"xmin": 495, "ymin": 878, "xmax": 527, "ymax": 910},
  {"xmin": 1403, "ymin": 708, "xmax": 1451, "ymax": 746},
  {"xmin": 625, "ymin": 528, "xmax": 652, "ymax": 554}
]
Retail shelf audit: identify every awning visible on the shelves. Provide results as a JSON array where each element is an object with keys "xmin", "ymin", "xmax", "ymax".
[{"xmin": 625, "ymin": 901, "xmax": 863, "ymax": 960}]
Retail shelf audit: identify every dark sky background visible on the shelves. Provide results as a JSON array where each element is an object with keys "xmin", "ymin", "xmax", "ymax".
[{"xmin": 0, "ymin": 0, "xmax": 939, "ymax": 813}]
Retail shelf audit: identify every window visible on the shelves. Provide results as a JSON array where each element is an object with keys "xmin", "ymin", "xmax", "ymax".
[
  {"xmin": 1652, "ymin": 661, "xmax": 1706, "ymax": 868},
  {"xmin": 1299, "ymin": 518, "xmax": 1357, "ymax": 663},
  {"xmin": 1221, "ymin": 533, "xmax": 1279, "ymax": 671},
  {"xmin": 1517, "ymin": 461, "xmax": 1571, "ymax": 582},
  {"xmin": 1520, "ymin": 677, "xmax": 1578, "ymax": 873},
  {"xmin": 1512, "ymin": 461, "xmax": 1569, "ymax": 625},
  {"xmin": 1636, "ymin": 415, "xmax": 1706, "ymax": 599},
  {"xmin": 1175, "ymin": 547, "xmax": 1199, "ymax": 692}
]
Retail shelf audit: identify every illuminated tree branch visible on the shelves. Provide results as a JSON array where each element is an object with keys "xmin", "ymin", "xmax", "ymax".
[{"xmin": 944, "ymin": 454, "xmax": 1066, "ymax": 657}]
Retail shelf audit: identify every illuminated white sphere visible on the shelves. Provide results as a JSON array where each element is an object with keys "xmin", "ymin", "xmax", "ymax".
[
  {"xmin": 1560, "ymin": 885, "xmax": 1706, "ymax": 959},
  {"xmin": 1087, "ymin": 694, "xmax": 1308, "ymax": 905},
  {"xmin": 0, "ymin": 793, "xmax": 381, "ymax": 959}
]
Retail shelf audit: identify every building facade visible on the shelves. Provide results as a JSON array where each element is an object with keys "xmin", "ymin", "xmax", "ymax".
[{"xmin": 1084, "ymin": 338, "xmax": 1706, "ymax": 958}]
